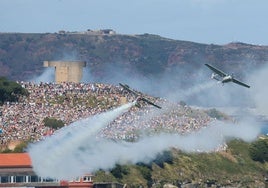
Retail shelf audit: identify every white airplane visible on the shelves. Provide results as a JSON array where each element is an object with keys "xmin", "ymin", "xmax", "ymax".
[{"xmin": 205, "ymin": 63, "xmax": 250, "ymax": 88}]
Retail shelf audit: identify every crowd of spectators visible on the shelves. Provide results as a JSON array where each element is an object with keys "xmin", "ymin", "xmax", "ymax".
[
  {"xmin": 0, "ymin": 81, "xmax": 212, "ymax": 150},
  {"xmin": 100, "ymin": 101, "xmax": 211, "ymax": 141}
]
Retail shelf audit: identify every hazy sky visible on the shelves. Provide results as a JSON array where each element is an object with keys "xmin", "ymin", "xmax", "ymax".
[{"xmin": 1, "ymin": 0, "xmax": 268, "ymax": 45}]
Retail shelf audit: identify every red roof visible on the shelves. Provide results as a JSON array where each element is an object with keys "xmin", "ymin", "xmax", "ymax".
[{"xmin": 0, "ymin": 153, "xmax": 32, "ymax": 167}]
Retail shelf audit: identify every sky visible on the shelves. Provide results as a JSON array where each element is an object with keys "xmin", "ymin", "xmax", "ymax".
[{"xmin": 1, "ymin": 0, "xmax": 268, "ymax": 45}]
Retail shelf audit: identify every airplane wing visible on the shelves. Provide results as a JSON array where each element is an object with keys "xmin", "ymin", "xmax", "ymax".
[
  {"xmin": 140, "ymin": 97, "xmax": 162, "ymax": 109},
  {"xmin": 119, "ymin": 83, "xmax": 162, "ymax": 109},
  {"xmin": 205, "ymin": 63, "xmax": 227, "ymax": 77},
  {"xmin": 232, "ymin": 78, "xmax": 250, "ymax": 88},
  {"xmin": 119, "ymin": 83, "xmax": 139, "ymax": 96}
]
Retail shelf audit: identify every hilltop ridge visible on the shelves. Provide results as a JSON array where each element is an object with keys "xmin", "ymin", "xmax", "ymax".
[{"xmin": 1, "ymin": 31, "xmax": 268, "ymax": 82}]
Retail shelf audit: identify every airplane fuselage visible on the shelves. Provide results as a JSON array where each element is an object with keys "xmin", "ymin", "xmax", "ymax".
[{"xmin": 222, "ymin": 75, "xmax": 233, "ymax": 83}]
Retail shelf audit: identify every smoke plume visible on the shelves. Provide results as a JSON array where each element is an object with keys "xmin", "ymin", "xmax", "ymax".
[
  {"xmin": 28, "ymin": 103, "xmax": 261, "ymax": 180},
  {"xmin": 29, "ymin": 67, "xmax": 54, "ymax": 83},
  {"xmin": 28, "ymin": 102, "xmax": 135, "ymax": 180},
  {"xmin": 249, "ymin": 64, "xmax": 268, "ymax": 116}
]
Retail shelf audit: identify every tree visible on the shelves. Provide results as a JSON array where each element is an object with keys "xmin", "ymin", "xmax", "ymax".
[
  {"xmin": 153, "ymin": 150, "xmax": 174, "ymax": 168},
  {"xmin": 179, "ymin": 100, "xmax": 187, "ymax": 107},
  {"xmin": 205, "ymin": 108, "xmax": 228, "ymax": 120},
  {"xmin": 110, "ymin": 164, "xmax": 130, "ymax": 179},
  {"xmin": 43, "ymin": 117, "xmax": 64, "ymax": 130},
  {"xmin": 249, "ymin": 138, "xmax": 268, "ymax": 163},
  {"xmin": 136, "ymin": 163, "xmax": 153, "ymax": 187},
  {"xmin": 0, "ymin": 77, "xmax": 28, "ymax": 105}
]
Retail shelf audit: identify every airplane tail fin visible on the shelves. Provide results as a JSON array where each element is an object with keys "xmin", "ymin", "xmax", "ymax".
[{"xmin": 211, "ymin": 73, "xmax": 220, "ymax": 81}]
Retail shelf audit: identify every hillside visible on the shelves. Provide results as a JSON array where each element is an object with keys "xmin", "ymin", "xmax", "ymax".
[
  {"xmin": 1, "ymin": 32, "xmax": 268, "ymax": 83},
  {"xmin": 94, "ymin": 139, "xmax": 268, "ymax": 188}
]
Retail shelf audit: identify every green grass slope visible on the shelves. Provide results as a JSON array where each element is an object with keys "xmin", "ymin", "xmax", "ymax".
[{"xmin": 95, "ymin": 139, "xmax": 268, "ymax": 187}]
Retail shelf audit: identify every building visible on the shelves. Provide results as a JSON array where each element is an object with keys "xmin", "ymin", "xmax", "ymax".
[
  {"xmin": 43, "ymin": 61, "xmax": 86, "ymax": 83},
  {"xmin": 93, "ymin": 182, "xmax": 125, "ymax": 188},
  {"xmin": 0, "ymin": 153, "xmax": 93, "ymax": 188}
]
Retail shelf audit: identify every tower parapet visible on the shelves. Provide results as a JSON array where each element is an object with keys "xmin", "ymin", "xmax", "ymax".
[{"xmin": 43, "ymin": 60, "xmax": 86, "ymax": 83}]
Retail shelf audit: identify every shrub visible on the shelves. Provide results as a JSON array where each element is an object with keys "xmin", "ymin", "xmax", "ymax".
[
  {"xmin": 110, "ymin": 164, "xmax": 130, "ymax": 179},
  {"xmin": 249, "ymin": 138, "xmax": 268, "ymax": 163},
  {"xmin": 43, "ymin": 117, "xmax": 64, "ymax": 130},
  {"xmin": 206, "ymin": 108, "xmax": 228, "ymax": 120}
]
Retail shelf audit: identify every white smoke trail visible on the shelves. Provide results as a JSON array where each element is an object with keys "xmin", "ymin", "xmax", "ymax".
[
  {"xmin": 84, "ymin": 119, "xmax": 261, "ymax": 169},
  {"xmin": 249, "ymin": 64, "xmax": 268, "ymax": 116},
  {"xmin": 28, "ymin": 102, "xmax": 134, "ymax": 180},
  {"xmin": 29, "ymin": 67, "xmax": 54, "ymax": 83},
  {"xmin": 180, "ymin": 80, "xmax": 216, "ymax": 99},
  {"xmin": 28, "ymin": 106, "xmax": 261, "ymax": 181},
  {"xmin": 166, "ymin": 80, "xmax": 216, "ymax": 102},
  {"xmin": 134, "ymin": 80, "xmax": 216, "ymax": 126}
]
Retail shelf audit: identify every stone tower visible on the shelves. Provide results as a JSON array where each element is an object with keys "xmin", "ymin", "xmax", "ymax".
[{"xmin": 43, "ymin": 60, "xmax": 86, "ymax": 83}]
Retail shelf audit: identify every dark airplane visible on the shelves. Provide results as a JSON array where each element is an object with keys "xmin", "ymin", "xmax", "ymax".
[
  {"xmin": 119, "ymin": 83, "xmax": 162, "ymax": 109},
  {"xmin": 205, "ymin": 63, "xmax": 250, "ymax": 88}
]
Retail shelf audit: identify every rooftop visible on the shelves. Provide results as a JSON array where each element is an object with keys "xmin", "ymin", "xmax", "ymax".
[{"xmin": 0, "ymin": 153, "xmax": 32, "ymax": 168}]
